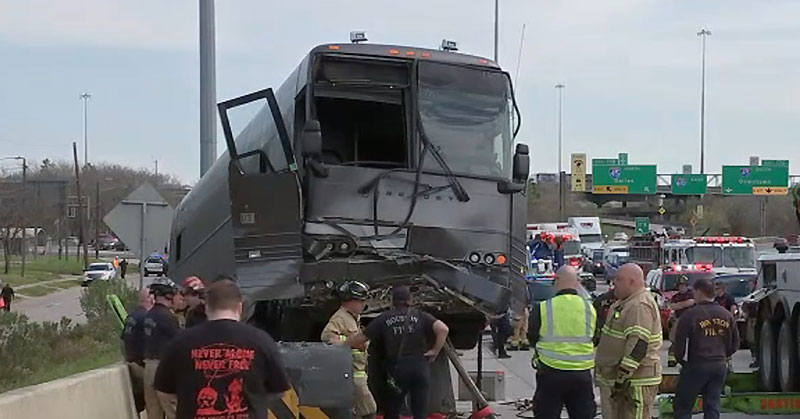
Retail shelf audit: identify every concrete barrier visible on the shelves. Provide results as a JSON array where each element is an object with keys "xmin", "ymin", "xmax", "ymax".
[{"xmin": 0, "ymin": 363, "xmax": 138, "ymax": 419}]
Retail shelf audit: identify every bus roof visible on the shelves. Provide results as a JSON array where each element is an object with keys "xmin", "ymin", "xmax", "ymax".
[{"xmin": 311, "ymin": 43, "xmax": 501, "ymax": 70}]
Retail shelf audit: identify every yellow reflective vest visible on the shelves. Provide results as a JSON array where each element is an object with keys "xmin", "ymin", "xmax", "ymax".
[{"xmin": 536, "ymin": 293, "xmax": 597, "ymax": 371}]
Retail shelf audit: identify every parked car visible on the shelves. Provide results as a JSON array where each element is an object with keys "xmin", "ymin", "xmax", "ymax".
[
  {"xmin": 96, "ymin": 234, "xmax": 119, "ymax": 250},
  {"xmin": 587, "ymin": 249, "xmax": 606, "ymax": 276},
  {"xmin": 144, "ymin": 255, "xmax": 168, "ymax": 277},
  {"xmin": 81, "ymin": 262, "xmax": 117, "ymax": 286}
]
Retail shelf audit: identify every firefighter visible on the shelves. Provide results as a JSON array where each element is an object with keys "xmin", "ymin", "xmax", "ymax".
[
  {"xmin": 667, "ymin": 276, "xmax": 695, "ymax": 367},
  {"xmin": 321, "ymin": 281, "xmax": 377, "ymax": 419},
  {"xmin": 180, "ymin": 276, "xmax": 207, "ymax": 328},
  {"xmin": 595, "ymin": 263, "xmax": 663, "ymax": 419},
  {"xmin": 672, "ymin": 278, "xmax": 739, "ymax": 419},
  {"xmin": 143, "ymin": 278, "xmax": 181, "ymax": 419},
  {"xmin": 528, "ymin": 266, "xmax": 597, "ymax": 418},
  {"xmin": 509, "ymin": 306, "xmax": 530, "ymax": 351}
]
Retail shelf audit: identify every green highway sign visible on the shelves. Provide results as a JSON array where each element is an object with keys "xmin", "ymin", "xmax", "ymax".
[
  {"xmin": 762, "ymin": 160, "xmax": 789, "ymax": 168},
  {"xmin": 722, "ymin": 165, "xmax": 789, "ymax": 195},
  {"xmin": 618, "ymin": 153, "xmax": 629, "ymax": 165},
  {"xmin": 671, "ymin": 174, "xmax": 708, "ymax": 195},
  {"xmin": 635, "ymin": 217, "xmax": 650, "ymax": 235},
  {"xmin": 592, "ymin": 164, "xmax": 657, "ymax": 194},
  {"xmin": 592, "ymin": 158, "xmax": 618, "ymax": 166}
]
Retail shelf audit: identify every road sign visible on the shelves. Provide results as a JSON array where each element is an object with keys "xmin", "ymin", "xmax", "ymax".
[
  {"xmin": 593, "ymin": 185, "xmax": 629, "ymax": 194},
  {"xmin": 571, "ymin": 153, "xmax": 587, "ymax": 192},
  {"xmin": 592, "ymin": 158, "xmax": 619, "ymax": 166},
  {"xmin": 762, "ymin": 160, "xmax": 789, "ymax": 168},
  {"xmin": 103, "ymin": 183, "xmax": 174, "ymax": 287},
  {"xmin": 671, "ymin": 174, "xmax": 707, "ymax": 195},
  {"xmin": 658, "ymin": 207, "xmax": 666, "ymax": 215},
  {"xmin": 753, "ymin": 187, "xmax": 789, "ymax": 196},
  {"xmin": 635, "ymin": 217, "xmax": 650, "ymax": 235},
  {"xmin": 722, "ymin": 165, "xmax": 789, "ymax": 195},
  {"xmin": 749, "ymin": 156, "xmax": 760, "ymax": 167},
  {"xmin": 695, "ymin": 204, "xmax": 704, "ymax": 220},
  {"xmin": 618, "ymin": 153, "xmax": 629, "ymax": 165},
  {"xmin": 592, "ymin": 164, "xmax": 657, "ymax": 195}
]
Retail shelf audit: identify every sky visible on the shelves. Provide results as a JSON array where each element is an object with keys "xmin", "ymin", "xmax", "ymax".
[{"xmin": 1, "ymin": 0, "xmax": 799, "ymax": 184}]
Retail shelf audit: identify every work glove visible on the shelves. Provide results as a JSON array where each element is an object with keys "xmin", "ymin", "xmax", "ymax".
[{"xmin": 610, "ymin": 380, "xmax": 638, "ymax": 408}]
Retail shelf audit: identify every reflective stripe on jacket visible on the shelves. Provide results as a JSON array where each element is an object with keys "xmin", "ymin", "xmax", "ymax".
[
  {"xmin": 321, "ymin": 307, "xmax": 368, "ymax": 377},
  {"xmin": 595, "ymin": 288, "xmax": 663, "ymax": 386},
  {"xmin": 535, "ymin": 293, "xmax": 597, "ymax": 371}
]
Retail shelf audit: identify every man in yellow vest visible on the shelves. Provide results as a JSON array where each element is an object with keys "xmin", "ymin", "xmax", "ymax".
[
  {"xmin": 595, "ymin": 263, "xmax": 663, "ymax": 419},
  {"xmin": 528, "ymin": 266, "xmax": 597, "ymax": 418},
  {"xmin": 321, "ymin": 280, "xmax": 377, "ymax": 419}
]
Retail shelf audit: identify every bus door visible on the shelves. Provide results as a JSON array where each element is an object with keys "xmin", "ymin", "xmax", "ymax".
[{"xmin": 218, "ymin": 88, "xmax": 305, "ymax": 299}]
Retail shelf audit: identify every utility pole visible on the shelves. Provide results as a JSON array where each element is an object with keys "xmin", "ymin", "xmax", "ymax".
[
  {"xmin": 95, "ymin": 182, "xmax": 100, "ymax": 260},
  {"xmin": 154, "ymin": 159, "xmax": 159, "ymax": 179},
  {"xmin": 80, "ymin": 93, "xmax": 91, "ymax": 165},
  {"xmin": 72, "ymin": 142, "xmax": 89, "ymax": 269},
  {"xmin": 199, "ymin": 0, "xmax": 217, "ymax": 176},
  {"xmin": 17, "ymin": 157, "xmax": 27, "ymax": 277},
  {"xmin": 555, "ymin": 84, "xmax": 565, "ymax": 219},
  {"xmin": 760, "ymin": 197, "xmax": 767, "ymax": 237},
  {"xmin": 493, "ymin": 0, "xmax": 499, "ymax": 63},
  {"xmin": 697, "ymin": 29, "xmax": 711, "ymax": 174}
]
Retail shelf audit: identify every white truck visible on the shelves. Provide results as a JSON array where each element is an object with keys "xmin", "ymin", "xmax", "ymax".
[{"xmin": 568, "ymin": 216, "xmax": 603, "ymax": 254}]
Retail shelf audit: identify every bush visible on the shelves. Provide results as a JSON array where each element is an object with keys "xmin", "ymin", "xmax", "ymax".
[{"xmin": 0, "ymin": 279, "xmax": 138, "ymax": 392}]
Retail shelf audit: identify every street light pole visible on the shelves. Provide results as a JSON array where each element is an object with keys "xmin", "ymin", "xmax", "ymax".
[
  {"xmin": 80, "ymin": 93, "xmax": 91, "ymax": 165},
  {"xmin": 697, "ymin": 29, "xmax": 711, "ymax": 174},
  {"xmin": 493, "ymin": 0, "xmax": 499, "ymax": 62},
  {"xmin": 555, "ymin": 84, "xmax": 565, "ymax": 219}
]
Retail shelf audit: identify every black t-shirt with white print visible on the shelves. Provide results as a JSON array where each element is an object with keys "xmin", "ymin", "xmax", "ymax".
[
  {"xmin": 154, "ymin": 319, "xmax": 290, "ymax": 419},
  {"xmin": 365, "ymin": 306, "xmax": 437, "ymax": 363}
]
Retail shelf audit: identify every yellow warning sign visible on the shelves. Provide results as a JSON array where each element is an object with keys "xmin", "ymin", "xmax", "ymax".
[
  {"xmin": 753, "ymin": 187, "xmax": 788, "ymax": 195},
  {"xmin": 571, "ymin": 153, "xmax": 587, "ymax": 175},
  {"xmin": 593, "ymin": 185, "xmax": 629, "ymax": 194}
]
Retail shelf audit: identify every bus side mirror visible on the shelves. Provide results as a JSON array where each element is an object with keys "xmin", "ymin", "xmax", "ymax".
[
  {"xmin": 301, "ymin": 120, "xmax": 328, "ymax": 177},
  {"xmin": 512, "ymin": 143, "xmax": 530, "ymax": 183},
  {"xmin": 302, "ymin": 120, "xmax": 322, "ymax": 158},
  {"xmin": 498, "ymin": 143, "xmax": 530, "ymax": 194}
]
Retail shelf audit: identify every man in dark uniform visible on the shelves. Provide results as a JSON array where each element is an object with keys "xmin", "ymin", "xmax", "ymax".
[
  {"xmin": 122, "ymin": 287, "xmax": 153, "ymax": 413},
  {"xmin": 592, "ymin": 286, "xmax": 617, "ymax": 345},
  {"xmin": 120, "ymin": 258, "xmax": 129, "ymax": 279},
  {"xmin": 180, "ymin": 276, "xmax": 207, "ymax": 328},
  {"xmin": 346, "ymin": 286, "xmax": 450, "ymax": 419},
  {"xmin": 673, "ymin": 278, "xmax": 739, "ymax": 419},
  {"xmin": 713, "ymin": 282, "xmax": 736, "ymax": 313},
  {"xmin": 143, "ymin": 278, "xmax": 181, "ymax": 419},
  {"xmin": 668, "ymin": 276, "xmax": 695, "ymax": 366}
]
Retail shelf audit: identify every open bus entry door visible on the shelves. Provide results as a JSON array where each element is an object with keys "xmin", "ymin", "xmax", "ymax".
[{"xmin": 218, "ymin": 88, "xmax": 305, "ymax": 305}]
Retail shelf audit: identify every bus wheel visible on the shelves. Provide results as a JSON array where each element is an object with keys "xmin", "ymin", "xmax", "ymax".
[
  {"xmin": 758, "ymin": 320, "xmax": 779, "ymax": 391},
  {"xmin": 778, "ymin": 319, "xmax": 799, "ymax": 391}
]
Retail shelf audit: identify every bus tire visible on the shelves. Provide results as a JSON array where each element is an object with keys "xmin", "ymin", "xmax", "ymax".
[
  {"xmin": 758, "ymin": 320, "xmax": 779, "ymax": 391},
  {"xmin": 778, "ymin": 319, "xmax": 799, "ymax": 391}
]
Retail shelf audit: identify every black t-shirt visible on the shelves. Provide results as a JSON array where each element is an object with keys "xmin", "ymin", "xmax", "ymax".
[
  {"xmin": 122, "ymin": 306, "xmax": 148, "ymax": 364},
  {"xmin": 186, "ymin": 305, "xmax": 208, "ymax": 328},
  {"xmin": 144, "ymin": 303, "xmax": 182, "ymax": 360},
  {"xmin": 714, "ymin": 293, "xmax": 736, "ymax": 312},
  {"xmin": 154, "ymin": 319, "xmax": 290, "ymax": 419},
  {"xmin": 365, "ymin": 307, "xmax": 436, "ymax": 362}
]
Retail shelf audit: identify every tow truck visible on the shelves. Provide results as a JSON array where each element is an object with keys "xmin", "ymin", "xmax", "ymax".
[{"xmin": 169, "ymin": 37, "xmax": 528, "ymax": 418}]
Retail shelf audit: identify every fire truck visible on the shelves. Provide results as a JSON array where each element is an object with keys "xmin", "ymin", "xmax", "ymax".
[{"xmin": 630, "ymin": 234, "xmax": 756, "ymax": 276}]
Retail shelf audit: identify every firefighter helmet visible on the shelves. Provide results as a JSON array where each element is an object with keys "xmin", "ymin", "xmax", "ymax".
[{"xmin": 337, "ymin": 280, "xmax": 369, "ymax": 301}]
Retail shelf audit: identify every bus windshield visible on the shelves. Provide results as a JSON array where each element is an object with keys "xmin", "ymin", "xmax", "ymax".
[{"xmin": 418, "ymin": 62, "xmax": 513, "ymax": 179}]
